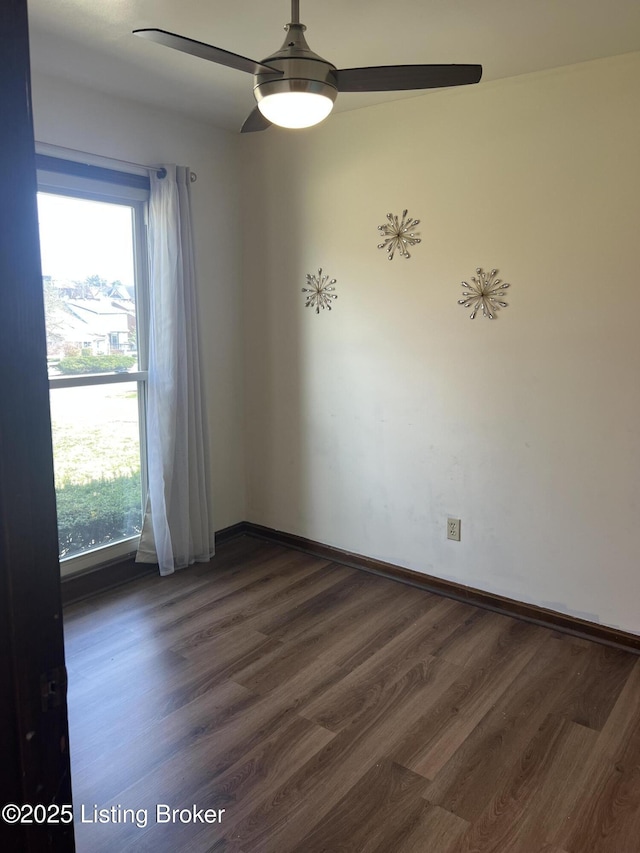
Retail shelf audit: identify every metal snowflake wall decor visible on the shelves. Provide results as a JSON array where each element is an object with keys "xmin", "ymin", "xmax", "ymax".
[
  {"xmin": 302, "ymin": 268, "xmax": 338, "ymax": 314},
  {"xmin": 377, "ymin": 209, "xmax": 421, "ymax": 260},
  {"xmin": 458, "ymin": 268, "xmax": 511, "ymax": 320}
]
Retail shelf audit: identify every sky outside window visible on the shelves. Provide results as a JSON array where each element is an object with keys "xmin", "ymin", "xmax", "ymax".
[{"xmin": 37, "ymin": 192, "xmax": 135, "ymax": 286}]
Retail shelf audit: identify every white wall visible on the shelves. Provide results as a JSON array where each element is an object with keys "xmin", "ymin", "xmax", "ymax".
[
  {"xmin": 31, "ymin": 72, "xmax": 246, "ymax": 530},
  {"xmin": 240, "ymin": 52, "xmax": 640, "ymax": 634}
]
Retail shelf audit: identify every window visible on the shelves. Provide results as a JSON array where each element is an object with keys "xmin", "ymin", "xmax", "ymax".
[{"xmin": 36, "ymin": 159, "xmax": 150, "ymax": 576}]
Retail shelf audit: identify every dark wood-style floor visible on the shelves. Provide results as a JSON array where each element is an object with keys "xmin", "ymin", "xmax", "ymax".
[{"xmin": 63, "ymin": 536, "xmax": 640, "ymax": 853}]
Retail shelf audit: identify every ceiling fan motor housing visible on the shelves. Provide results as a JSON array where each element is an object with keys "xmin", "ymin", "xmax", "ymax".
[{"xmin": 253, "ymin": 23, "xmax": 337, "ymax": 109}]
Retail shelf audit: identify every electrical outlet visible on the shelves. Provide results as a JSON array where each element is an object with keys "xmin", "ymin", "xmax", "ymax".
[{"xmin": 447, "ymin": 518, "xmax": 461, "ymax": 541}]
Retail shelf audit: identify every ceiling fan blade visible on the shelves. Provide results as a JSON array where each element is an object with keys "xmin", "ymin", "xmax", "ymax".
[
  {"xmin": 133, "ymin": 28, "xmax": 282, "ymax": 76},
  {"xmin": 335, "ymin": 64, "xmax": 482, "ymax": 92},
  {"xmin": 241, "ymin": 107, "xmax": 272, "ymax": 134}
]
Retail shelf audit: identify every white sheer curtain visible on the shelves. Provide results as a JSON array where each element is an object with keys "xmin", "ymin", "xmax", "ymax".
[{"xmin": 136, "ymin": 165, "xmax": 215, "ymax": 576}]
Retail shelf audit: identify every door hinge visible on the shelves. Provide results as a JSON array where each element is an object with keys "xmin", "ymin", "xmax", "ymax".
[{"xmin": 40, "ymin": 666, "xmax": 67, "ymax": 712}]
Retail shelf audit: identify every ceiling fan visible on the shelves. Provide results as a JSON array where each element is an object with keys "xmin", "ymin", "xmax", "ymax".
[{"xmin": 133, "ymin": 0, "xmax": 482, "ymax": 133}]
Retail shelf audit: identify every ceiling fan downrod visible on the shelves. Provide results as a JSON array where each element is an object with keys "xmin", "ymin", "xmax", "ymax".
[{"xmin": 290, "ymin": 1, "xmax": 300, "ymax": 25}]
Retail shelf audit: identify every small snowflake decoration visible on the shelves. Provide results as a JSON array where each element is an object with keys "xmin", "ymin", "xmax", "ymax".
[
  {"xmin": 377, "ymin": 209, "xmax": 421, "ymax": 260},
  {"xmin": 458, "ymin": 268, "xmax": 511, "ymax": 320},
  {"xmin": 302, "ymin": 268, "xmax": 338, "ymax": 314}
]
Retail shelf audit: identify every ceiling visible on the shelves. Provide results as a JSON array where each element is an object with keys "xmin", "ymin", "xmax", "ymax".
[{"xmin": 27, "ymin": 0, "xmax": 640, "ymax": 133}]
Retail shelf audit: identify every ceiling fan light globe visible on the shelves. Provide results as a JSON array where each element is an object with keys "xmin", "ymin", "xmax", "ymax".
[{"xmin": 257, "ymin": 91, "xmax": 334, "ymax": 129}]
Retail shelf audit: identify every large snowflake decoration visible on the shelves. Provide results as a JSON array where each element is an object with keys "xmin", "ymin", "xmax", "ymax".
[
  {"xmin": 302, "ymin": 268, "xmax": 338, "ymax": 314},
  {"xmin": 377, "ymin": 209, "xmax": 421, "ymax": 260},
  {"xmin": 458, "ymin": 268, "xmax": 510, "ymax": 319}
]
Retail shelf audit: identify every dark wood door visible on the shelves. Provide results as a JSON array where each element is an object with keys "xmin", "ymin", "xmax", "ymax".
[{"xmin": 0, "ymin": 1, "xmax": 75, "ymax": 850}]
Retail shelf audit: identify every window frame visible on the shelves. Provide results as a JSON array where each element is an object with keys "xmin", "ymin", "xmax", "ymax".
[{"xmin": 37, "ymin": 165, "xmax": 150, "ymax": 577}]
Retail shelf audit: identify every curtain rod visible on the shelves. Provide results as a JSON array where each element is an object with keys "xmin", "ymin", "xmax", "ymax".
[{"xmin": 34, "ymin": 141, "xmax": 197, "ymax": 182}]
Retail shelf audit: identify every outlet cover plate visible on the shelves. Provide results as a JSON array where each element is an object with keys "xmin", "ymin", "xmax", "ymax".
[{"xmin": 447, "ymin": 518, "xmax": 461, "ymax": 541}]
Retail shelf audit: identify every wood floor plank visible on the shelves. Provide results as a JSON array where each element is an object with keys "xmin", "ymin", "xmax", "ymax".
[
  {"xmin": 294, "ymin": 759, "xmax": 428, "ymax": 853},
  {"xmin": 251, "ymin": 570, "xmax": 383, "ymax": 642},
  {"xmin": 63, "ymin": 537, "xmax": 283, "ymax": 634},
  {"xmin": 68, "ymin": 637, "xmax": 188, "ymax": 697},
  {"xmin": 251, "ymin": 569, "xmax": 421, "ymax": 654},
  {"xmin": 454, "ymin": 714, "xmax": 598, "ymax": 853},
  {"xmin": 158, "ymin": 632, "xmax": 279, "ymax": 719},
  {"xmin": 430, "ymin": 608, "xmax": 505, "ymax": 668},
  {"xmin": 63, "ymin": 551, "xmax": 292, "ymax": 670},
  {"xmin": 73, "ymin": 655, "xmax": 339, "ymax": 822},
  {"xmin": 501, "ymin": 716, "xmax": 600, "ymax": 850},
  {"xmin": 371, "ymin": 802, "xmax": 469, "ymax": 853},
  {"xmin": 424, "ymin": 633, "xmax": 620, "ymax": 823},
  {"xmin": 63, "ymin": 536, "xmax": 640, "ymax": 853},
  {"xmin": 80, "ymin": 713, "xmax": 334, "ymax": 853},
  {"xmin": 69, "ymin": 622, "xmax": 279, "ymax": 720},
  {"xmin": 191, "ymin": 717, "xmax": 334, "ymax": 840},
  {"xmin": 227, "ymin": 655, "xmax": 464, "ymax": 852},
  {"xmin": 331, "ymin": 586, "xmax": 443, "ymax": 672},
  {"xmin": 287, "ymin": 577, "xmax": 437, "ymax": 667},
  {"xmin": 64, "ymin": 554, "xmax": 368, "ymax": 678},
  {"xmin": 547, "ymin": 636, "xmax": 636, "ymax": 731},
  {"xmin": 185, "ymin": 653, "xmax": 345, "ymax": 783},
  {"xmin": 165, "ymin": 559, "xmax": 346, "ymax": 657},
  {"xmin": 222, "ymin": 563, "xmax": 358, "ymax": 641},
  {"xmin": 139, "ymin": 552, "xmax": 341, "ymax": 646},
  {"xmin": 69, "ymin": 678, "xmax": 254, "ymax": 792},
  {"xmin": 390, "ymin": 618, "xmax": 548, "ymax": 780},
  {"xmin": 222, "ymin": 571, "xmax": 437, "ymax": 702},
  {"xmin": 300, "ymin": 597, "xmax": 469, "ymax": 733},
  {"xmin": 64, "ymin": 540, "xmax": 324, "ymax": 659},
  {"xmin": 553, "ymin": 658, "xmax": 640, "ymax": 853}
]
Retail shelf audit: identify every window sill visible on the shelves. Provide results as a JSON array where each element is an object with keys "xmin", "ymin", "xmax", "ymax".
[{"xmin": 60, "ymin": 536, "xmax": 140, "ymax": 579}]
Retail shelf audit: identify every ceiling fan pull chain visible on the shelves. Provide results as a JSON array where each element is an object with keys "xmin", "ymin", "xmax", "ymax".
[{"xmin": 290, "ymin": 0, "xmax": 300, "ymax": 25}]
